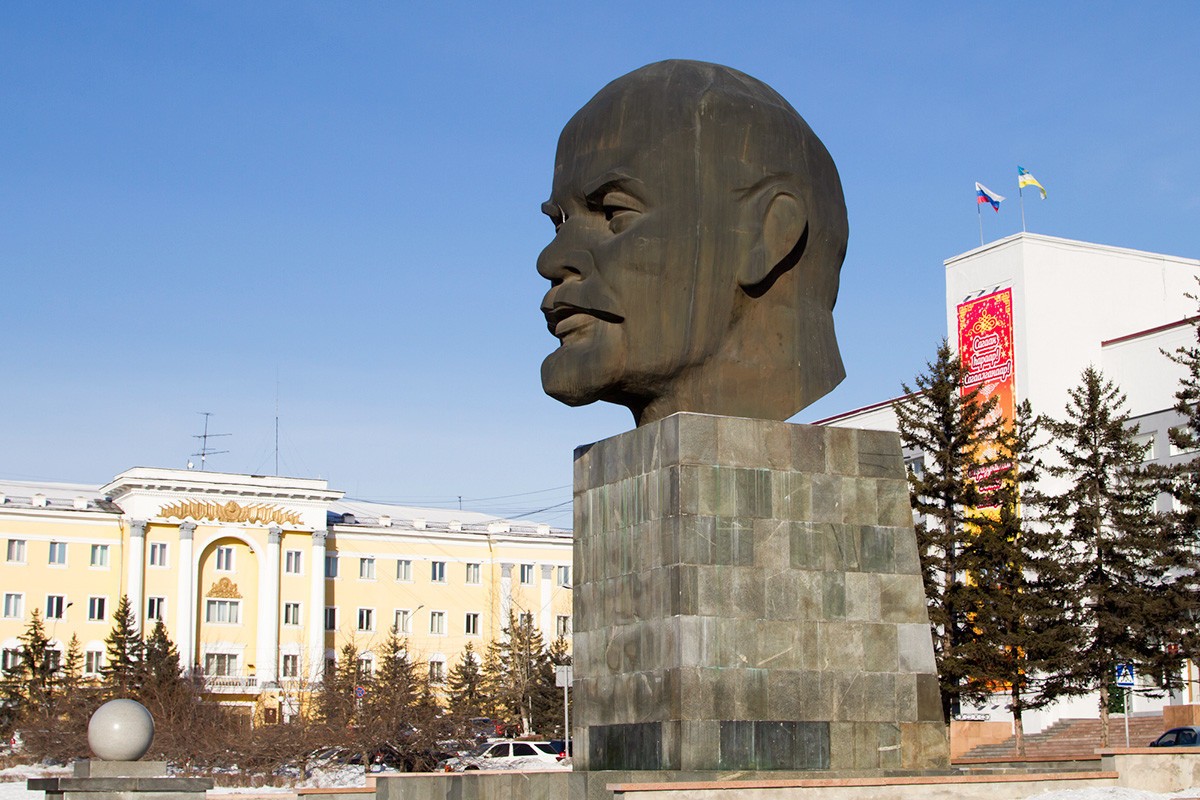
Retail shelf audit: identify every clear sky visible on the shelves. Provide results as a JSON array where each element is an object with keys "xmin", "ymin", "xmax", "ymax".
[{"xmin": 3, "ymin": 2, "xmax": 1198, "ymax": 527}]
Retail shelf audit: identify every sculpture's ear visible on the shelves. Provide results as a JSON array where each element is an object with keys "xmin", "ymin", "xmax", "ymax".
[{"xmin": 739, "ymin": 187, "xmax": 808, "ymax": 297}]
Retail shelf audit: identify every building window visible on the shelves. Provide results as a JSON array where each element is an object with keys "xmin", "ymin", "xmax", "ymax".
[
  {"xmin": 431, "ymin": 561, "xmax": 446, "ymax": 583},
  {"xmin": 429, "ymin": 611, "xmax": 445, "ymax": 635},
  {"xmin": 358, "ymin": 656, "xmax": 374, "ymax": 675},
  {"xmin": 84, "ymin": 650, "xmax": 103, "ymax": 675},
  {"xmin": 146, "ymin": 597, "xmax": 165, "ymax": 622},
  {"xmin": 325, "ymin": 554, "xmax": 339, "ymax": 578},
  {"xmin": 149, "ymin": 542, "xmax": 168, "ymax": 567},
  {"xmin": 557, "ymin": 566, "xmax": 571, "ymax": 586},
  {"xmin": 2, "ymin": 649, "xmax": 20, "ymax": 672},
  {"xmin": 281, "ymin": 653, "xmax": 298, "ymax": 678},
  {"xmin": 205, "ymin": 599, "xmax": 240, "ymax": 624},
  {"xmin": 45, "ymin": 649, "xmax": 61, "ymax": 674},
  {"xmin": 3, "ymin": 593, "xmax": 24, "ymax": 619},
  {"xmin": 556, "ymin": 615, "xmax": 571, "ymax": 638},
  {"xmin": 90, "ymin": 544, "xmax": 108, "ymax": 567},
  {"xmin": 429, "ymin": 659, "xmax": 445, "ymax": 683},
  {"xmin": 357, "ymin": 607, "xmax": 375, "ymax": 632},
  {"xmin": 1133, "ymin": 430, "xmax": 1157, "ymax": 461},
  {"xmin": 465, "ymin": 563, "xmax": 481, "ymax": 584},
  {"xmin": 215, "ymin": 546, "xmax": 235, "ymax": 572},
  {"xmin": 1171, "ymin": 427, "xmax": 1199, "ymax": 456},
  {"xmin": 285, "ymin": 550, "xmax": 302, "ymax": 574},
  {"xmin": 324, "ymin": 607, "xmax": 337, "ymax": 631},
  {"xmin": 396, "ymin": 559, "xmax": 412, "ymax": 581},
  {"xmin": 48, "ymin": 542, "xmax": 67, "ymax": 566},
  {"xmin": 205, "ymin": 653, "xmax": 237, "ymax": 677},
  {"xmin": 6, "ymin": 539, "xmax": 26, "ymax": 564},
  {"xmin": 465, "ymin": 612, "xmax": 480, "ymax": 635},
  {"xmin": 520, "ymin": 611, "xmax": 535, "ymax": 629},
  {"xmin": 359, "ymin": 557, "xmax": 376, "ymax": 580},
  {"xmin": 520, "ymin": 564, "xmax": 534, "ymax": 585},
  {"xmin": 46, "ymin": 595, "xmax": 66, "ymax": 620},
  {"xmin": 283, "ymin": 602, "xmax": 301, "ymax": 626},
  {"xmin": 394, "ymin": 609, "xmax": 411, "ymax": 634},
  {"xmin": 88, "ymin": 596, "xmax": 106, "ymax": 622}
]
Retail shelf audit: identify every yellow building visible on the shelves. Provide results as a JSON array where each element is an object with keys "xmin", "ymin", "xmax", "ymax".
[{"xmin": 0, "ymin": 468, "xmax": 572, "ymax": 712}]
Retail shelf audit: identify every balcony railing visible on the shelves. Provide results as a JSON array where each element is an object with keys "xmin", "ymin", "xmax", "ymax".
[{"xmin": 203, "ymin": 674, "xmax": 259, "ymax": 693}]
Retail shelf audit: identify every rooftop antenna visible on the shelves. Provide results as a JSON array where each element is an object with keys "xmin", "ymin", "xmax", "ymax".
[
  {"xmin": 191, "ymin": 412, "xmax": 230, "ymax": 471},
  {"xmin": 275, "ymin": 369, "xmax": 280, "ymax": 476}
]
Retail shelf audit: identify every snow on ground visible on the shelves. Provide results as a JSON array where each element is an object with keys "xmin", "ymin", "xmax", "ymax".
[{"xmin": 0, "ymin": 763, "xmax": 1197, "ymax": 800}]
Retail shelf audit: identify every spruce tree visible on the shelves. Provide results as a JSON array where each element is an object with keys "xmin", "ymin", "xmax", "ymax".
[
  {"xmin": 370, "ymin": 626, "xmax": 417, "ymax": 730},
  {"xmin": 62, "ymin": 634, "xmax": 84, "ymax": 692},
  {"xmin": 1040, "ymin": 366, "xmax": 1190, "ymax": 746},
  {"xmin": 1157, "ymin": 308, "xmax": 1200, "ymax": 671},
  {"xmin": 894, "ymin": 338, "xmax": 1002, "ymax": 719},
  {"xmin": 140, "ymin": 619, "xmax": 183, "ymax": 693},
  {"xmin": 318, "ymin": 641, "xmax": 363, "ymax": 728},
  {"xmin": 13, "ymin": 610, "xmax": 54, "ymax": 714},
  {"xmin": 447, "ymin": 642, "xmax": 484, "ymax": 719},
  {"xmin": 102, "ymin": 595, "xmax": 142, "ymax": 695},
  {"xmin": 481, "ymin": 612, "xmax": 550, "ymax": 736},
  {"xmin": 956, "ymin": 401, "xmax": 1069, "ymax": 756}
]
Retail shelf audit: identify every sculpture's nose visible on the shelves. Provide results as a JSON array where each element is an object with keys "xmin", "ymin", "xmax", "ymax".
[{"xmin": 537, "ymin": 240, "xmax": 594, "ymax": 287}]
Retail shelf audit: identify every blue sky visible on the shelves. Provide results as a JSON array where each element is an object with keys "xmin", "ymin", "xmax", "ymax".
[{"xmin": 3, "ymin": 2, "xmax": 1198, "ymax": 526}]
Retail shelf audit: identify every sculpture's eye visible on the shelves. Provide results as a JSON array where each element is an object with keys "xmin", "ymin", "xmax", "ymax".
[{"xmin": 596, "ymin": 190, "xmax": 643, "ymax": 234}]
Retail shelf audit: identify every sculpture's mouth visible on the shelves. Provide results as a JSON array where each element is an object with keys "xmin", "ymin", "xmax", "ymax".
[{"xmin": 543, "ymin": 302, "xmax": 623, "ymax": 340}]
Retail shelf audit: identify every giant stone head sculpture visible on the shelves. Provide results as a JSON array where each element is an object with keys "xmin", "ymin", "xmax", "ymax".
[{"xmin": 538, "ymin": 59, "xmax": 848, "ymax": 427}]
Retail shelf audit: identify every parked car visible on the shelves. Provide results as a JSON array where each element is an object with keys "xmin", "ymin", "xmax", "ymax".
[
  {"xmin": 442, "ymin": 739, "xmax": 565, "ymax": 771},
  {"xmin": 1149, "ymin": 726, "xmax": 1200, "ymax": 747}
]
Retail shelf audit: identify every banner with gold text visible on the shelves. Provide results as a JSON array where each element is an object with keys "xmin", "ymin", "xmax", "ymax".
[{"xmin": 957, "ymin": 288, "xmax": 1016, "ymax": 502}]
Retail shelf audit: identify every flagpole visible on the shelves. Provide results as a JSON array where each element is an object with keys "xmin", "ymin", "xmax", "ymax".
[
  {"xmin": 1019, "ymin": 183, "xmax": 1026, "ymax": 233},
  {"xmin": 978, "ymin": 202, "xmax": 984, "ymax": 246}
]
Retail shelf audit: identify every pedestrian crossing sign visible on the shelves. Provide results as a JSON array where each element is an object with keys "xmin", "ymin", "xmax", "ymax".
[{"xmin": 1115, "ymin": 664, "xmax": 1135, "ymax": 688}]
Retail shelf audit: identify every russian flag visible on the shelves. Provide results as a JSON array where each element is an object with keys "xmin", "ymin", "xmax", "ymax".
[{"xmin": 975, "ymin": 182, "xmax": 1005, "ymax": 212}]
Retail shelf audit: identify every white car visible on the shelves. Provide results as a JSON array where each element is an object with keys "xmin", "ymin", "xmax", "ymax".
[{"xmin": 446, "ymin": 739, "xmax": 565, "ymax": 771}]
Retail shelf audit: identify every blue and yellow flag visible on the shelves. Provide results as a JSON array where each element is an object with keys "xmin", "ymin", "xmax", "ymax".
[{"xmin": 1018, "ymin": 166, "xmax": 1046, "ymax": 199}]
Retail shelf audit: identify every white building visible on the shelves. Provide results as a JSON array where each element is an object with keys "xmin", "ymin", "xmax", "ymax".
[{"xmin": 819, "ymin": 231, "xmax": 1200, "ymax": 731}]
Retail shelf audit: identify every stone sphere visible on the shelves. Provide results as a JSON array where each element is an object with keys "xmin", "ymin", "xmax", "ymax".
[{"xmin": 88, "ymin": 699, "xmax": 155, "ymax": 761}]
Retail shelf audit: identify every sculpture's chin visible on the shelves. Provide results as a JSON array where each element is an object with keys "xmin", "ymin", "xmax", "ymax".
[
  {"xmin": 540, "ymin": 350, "xmax": 606, "ymax": 408},
  {"xmin": 541, "ymin": 322, "xmax": 631, "ymax": 408}
]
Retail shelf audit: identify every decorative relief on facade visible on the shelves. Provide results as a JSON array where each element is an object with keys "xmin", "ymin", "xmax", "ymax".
[
  {"xmin": 158, "ymin": 499, "xmax": 301, "ymax": 526},
  {"xmin": 206, "ymin": 577, "xmax": 242, "ymax": 599}
]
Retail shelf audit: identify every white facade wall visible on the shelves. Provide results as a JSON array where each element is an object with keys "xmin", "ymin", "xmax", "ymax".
[{"xmin": 944, "ymin": 233, "xmax": 1199, "ymax": 425}]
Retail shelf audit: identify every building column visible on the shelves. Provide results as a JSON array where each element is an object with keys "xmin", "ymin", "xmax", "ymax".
[
  {"xmin": 308, "ymin": 530, "xmax": 327, "ymax": 682},
  {"xmin": 540, "ymin": 564, "xmax": 553, "ymax": 634},
  {"xmin": 500, "ymin": 562, "xmax": 514, "ymax": 624},
  {"xmin": 127, "ymin": 520, "xmax": 147, "ymax": 635},
  {"xmin": 176, "ymin": 521, "xmax": 196, "ymax": 674},
  {"xmin": 258, "ymin": 526, "xmax": 282, "ymax": 687}
]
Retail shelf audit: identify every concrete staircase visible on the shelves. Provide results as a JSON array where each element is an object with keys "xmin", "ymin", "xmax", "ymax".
[{"xmin": 957, "ymin": 715, "xmax": 1166, "ymax": 761}]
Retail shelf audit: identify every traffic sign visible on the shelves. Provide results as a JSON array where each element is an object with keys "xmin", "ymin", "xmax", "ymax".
[
  {"xmin": 1115, "ymin": 664, "xmax": 1135, "ymax": 688},
  {"xmin": 555, "ymin": 665, "xmax": 573, "ymax": 688},
  {"xmin": 354, "ymin": 685, "xmax": 367, "ymax": 698}
]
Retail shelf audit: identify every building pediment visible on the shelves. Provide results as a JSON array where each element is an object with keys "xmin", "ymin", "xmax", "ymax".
[{"xmin": 98, "ymin": 467, "xmax": 343, "ymax": 531}]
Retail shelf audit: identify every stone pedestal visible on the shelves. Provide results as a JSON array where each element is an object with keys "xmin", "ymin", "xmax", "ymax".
[
  {"xmin": 571, "ymin": 412, "xmax": 949, "ymax": 772},
  {"xmin": 28, "ymin": 760, "xmax": 213, "ymax": 800}
]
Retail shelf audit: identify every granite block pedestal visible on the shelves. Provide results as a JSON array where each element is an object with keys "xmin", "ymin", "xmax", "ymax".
[
  {"xmin": 571, "ymin": 412, "xmax": 948, "ymax": 772},
  {"xmin": 28, "ymin": 760, "xmax": 213, "ymax": 800}
]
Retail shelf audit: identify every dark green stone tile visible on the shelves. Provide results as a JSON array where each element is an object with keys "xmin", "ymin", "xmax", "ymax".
[{"xmin": 860, "ymin": 525, "xmax": 896, "ymax": 573}]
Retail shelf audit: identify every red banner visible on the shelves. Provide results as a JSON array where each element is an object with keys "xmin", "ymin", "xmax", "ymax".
[{"xmin": 957, "ymin": 289, "xmax": 1015, "ymax": 500}]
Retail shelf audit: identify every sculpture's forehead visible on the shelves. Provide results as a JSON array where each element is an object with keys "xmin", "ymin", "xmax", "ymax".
[{"xmin": 553, "ymin": 82, "xmax": 700, "ymax": 193}]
